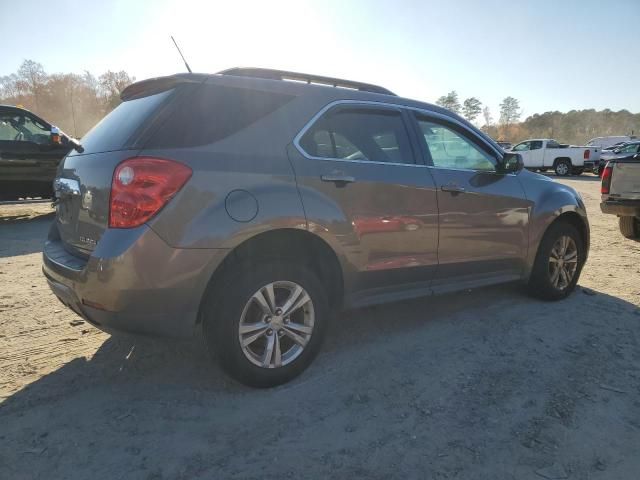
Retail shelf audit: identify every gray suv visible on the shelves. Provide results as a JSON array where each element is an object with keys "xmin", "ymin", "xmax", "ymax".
[{"xmin": 43, "ymin": 68, "xmax": 589, "ymax": 387}]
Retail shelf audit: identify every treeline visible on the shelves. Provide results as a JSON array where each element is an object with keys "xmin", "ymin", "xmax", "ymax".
[
  {"xmin": 0, "ymin": 60, "xmax": 135, "ymax": 138},
  {"xmin": 491, "ymin": 109, "xmax": 640, "ymax": 145},
  {"xmin": 2, "ymin": 61, "xmax": 638, "ymax": 146},
  {"xmin": 436, "ymin": 90, "xmax": 639, "ymax": 145}
]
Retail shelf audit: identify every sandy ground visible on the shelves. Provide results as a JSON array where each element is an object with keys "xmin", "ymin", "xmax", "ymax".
[{"xmin": 1, "ymin": 176, "xmax": 640, "ymax": 480}]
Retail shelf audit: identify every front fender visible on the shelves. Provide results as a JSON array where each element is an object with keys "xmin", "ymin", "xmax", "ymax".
[{"xmin": 522, "ymin": 173, "xmax": 589, "ymax": 278}]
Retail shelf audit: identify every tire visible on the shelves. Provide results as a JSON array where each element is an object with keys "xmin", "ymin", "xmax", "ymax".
[
  {"xmin": 554, "ymin": 159, "xmax": 572, "ymax": 177},
  {"xmin": 619, "ymin": 216, "xmax": 640, "ymax": 239},
  {"xmin": 527, "ymin": 221, "xmax": 585, "ymax": 301},
  {"xmin": 203, "ymin": 260, "xmax": 329, "ymax": 388}
]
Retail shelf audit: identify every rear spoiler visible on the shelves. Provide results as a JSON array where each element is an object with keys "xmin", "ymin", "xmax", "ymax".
[{"xmin": 120, "ymin": 74, "xmax": 206, "ymax": 101}]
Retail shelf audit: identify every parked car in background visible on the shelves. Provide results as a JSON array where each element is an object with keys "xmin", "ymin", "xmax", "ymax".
[
  {"xmin": 496, "ymin": 140, "xmax": 512, "ymax": 150},
  {"xmin": 43, "ymin": 69, "xmax": 590, "ymax": 387},
  {"xmin": 602, "ymin": 142, "xmax": 627, "ymax": 152},
  {"xmin": 587, "ymin": 136, "xmax": 636, "ymax": 150},
  {"xmin": 0, "ymin": 105, "xmax": 80, "ymax": 200},
  {"xmin": 601, "ymin": 152, "xmax": 640, "ymax": 239},
  {"xmin": 511, "ymin": 138, "xmax": 600, "ymax": 176},
  {"xmin": 588, "ymin": 141, "xmax": 640, "ymax": 176}
]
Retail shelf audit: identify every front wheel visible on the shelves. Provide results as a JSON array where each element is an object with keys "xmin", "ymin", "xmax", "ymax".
[
  {"xmin": 203, "ymin": 260, "xmax": 329, "ymax": 388},
  {"xmin": 555, "ymin": 160, "xmax": 572, "ymax": 176},
  {"xmin": 527, "ymin": 222, "xmax": 585, "ymax": 300},
  {"xmin": 619, "ymin": 216, "xmax": 640, "ymax": 239}
]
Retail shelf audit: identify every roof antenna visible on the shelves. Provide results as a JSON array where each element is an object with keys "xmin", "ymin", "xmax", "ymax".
[{"xmin": 171, "ymin": 36, "xmax": 192, "ymax": 73}]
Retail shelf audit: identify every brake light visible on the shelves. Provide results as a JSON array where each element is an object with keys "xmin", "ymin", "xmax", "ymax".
[
  {"xmin": 109, "ymin": 157, "xmax": 192, "ymax": 228},
  {"xmin": 584, "ymin": 149, "xmax": 590, "ymax": 160},
  {"xmin": 601, "ymin": 164, "xmax": 613, "ymax": 194}
]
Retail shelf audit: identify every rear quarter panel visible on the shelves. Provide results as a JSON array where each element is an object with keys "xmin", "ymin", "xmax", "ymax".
[{"xmin": 144, "ymin": 148, "xmax": 308, "ymax": 249}]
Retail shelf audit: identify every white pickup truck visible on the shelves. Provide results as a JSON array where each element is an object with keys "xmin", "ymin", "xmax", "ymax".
[
  {"xmin": 510, "ymin": 139, "xmax": 601, "ymax": 176},
  {"xmin": 600, "ymin": 154, "xmax": 640, "ymax": 239}
]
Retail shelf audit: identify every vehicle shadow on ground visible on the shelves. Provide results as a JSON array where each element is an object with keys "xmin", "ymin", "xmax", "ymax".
[
  {"xmin": 2, "ymin": 284, "xmax": 640, "ymax": 478},
  {"xmin": 0, "ymin": 213, "xmax": 52, "ymax": 258},
  {"xmin": 1, "ymin": 283, "xmax": 637, "ymax": 407}
]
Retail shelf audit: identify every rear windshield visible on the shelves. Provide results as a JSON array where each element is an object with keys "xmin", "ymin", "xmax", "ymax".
[
  {"xmin": 144, "ymin": 84, "xmax": 295, "ymax": 148},
  {"xmin": 78, "ymin": 88, "xmax": 174, "ymax": 154}
]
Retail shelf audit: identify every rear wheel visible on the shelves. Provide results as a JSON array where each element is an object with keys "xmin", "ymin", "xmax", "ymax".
[
  {"xmin": 527, "ymin": 222, "xmax": 584, "ymax": 300},
  {"xmin": 619, "ymin": 216, "xmax": 640, "ymax": 239},
  {"xmin": 203, "ymin": 260, "xmax": 329, "ymax": 388},
  {"xmin": 554, "ymin": 159, "xmax": 571, "ymax": 176}
]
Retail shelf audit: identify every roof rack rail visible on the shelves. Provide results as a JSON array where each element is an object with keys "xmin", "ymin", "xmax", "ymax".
[{"xmin": 218, "ymin": 67, "xmax": 396, "ymax": 96}]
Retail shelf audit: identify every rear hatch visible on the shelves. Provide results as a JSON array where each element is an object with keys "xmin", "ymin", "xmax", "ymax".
[
  {"xmin": 54, "ymin": 75, "xmax": 203, "ymax": 256},
  {"xmin": 610, "ymin": 159, "xmax": 640, "ymax": 200}
]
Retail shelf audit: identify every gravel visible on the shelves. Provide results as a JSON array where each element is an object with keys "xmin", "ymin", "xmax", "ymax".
[{"xmin": 1, "ymin": 176, "xmax": 640, "ymax": 479}]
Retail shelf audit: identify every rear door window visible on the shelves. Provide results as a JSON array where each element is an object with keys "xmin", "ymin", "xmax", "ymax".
[{"xmin": 298, "ymin": 107, "xmax": 414, "ymax": 164}]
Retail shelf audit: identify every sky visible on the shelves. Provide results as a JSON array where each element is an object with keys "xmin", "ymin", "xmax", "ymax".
[{"xmin": 1, "ymin": 0, "xmax": 638, "ymax": 119}]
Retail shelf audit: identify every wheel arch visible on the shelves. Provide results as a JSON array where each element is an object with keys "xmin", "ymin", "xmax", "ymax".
[
  {"xmin": 526, "ymin": 203, "xmax": 590, "ymax": 280},
  {"xmin": 553, "ymin": 156, "xmax": 572, "ymax": 167},
  {"xmin": 197, "ymin": 228, "xmax": 345, "ymax": 324}
]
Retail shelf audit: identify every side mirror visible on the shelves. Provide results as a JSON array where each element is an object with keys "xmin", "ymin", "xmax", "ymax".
[
  {"xmin": 634, "ymin": 153, "xmax": 640, "ymax": 160},
  {"xmin": 500, "ymin": 152, "xmax": 524, "ymax": 173}
]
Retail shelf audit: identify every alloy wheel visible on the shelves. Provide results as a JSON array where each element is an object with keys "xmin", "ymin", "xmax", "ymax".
[
  {"xmin": 548, "ymin": 235, "xmax": 578, "ymax": 290},
  {"xmin": 556, "ymin": 162, "xmax": 569, "ymax": 176},
  {"xmin": 238, "ymin": 281, "xmax": 315, "ymax": 368}
]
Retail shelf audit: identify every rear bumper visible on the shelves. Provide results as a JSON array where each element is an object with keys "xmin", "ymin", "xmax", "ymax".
[
  {"xmin": 42, "ymin": 223, "xmax": 229, "ymax": 338},
  {"xmin": 600, "ymin": 199, "xmax": 640, "ymax": 217}
]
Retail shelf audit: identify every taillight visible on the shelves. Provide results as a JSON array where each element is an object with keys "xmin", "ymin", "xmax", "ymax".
[
  {"xmin": 584, "ymin": 149, "xmax": 590, "ymax": 160},
  {"xmin": 601, "ymin": 164, "xmax": 613, "ymax": 194},
  {"xmin": 109, "ymin": 157, "xmax": 192, "ymax": 228}
]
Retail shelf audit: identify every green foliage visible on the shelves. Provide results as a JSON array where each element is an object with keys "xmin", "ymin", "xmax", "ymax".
[
  {"xmin": 499, "ymin": 96, "xmax": 520, "ymax": 126},
  {"xmin": 436, "ymin": 91, "xmax": 461, "ymax": 114},
  {"xmin": 462, "ymin": 97, "xmax": 482, "ymax": 122},
  {"xmin": 518, "ymin": 109, "xmax": 640, "ymax": 144}
]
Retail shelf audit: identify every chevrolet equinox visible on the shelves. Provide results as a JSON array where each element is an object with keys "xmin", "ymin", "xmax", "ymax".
[{"xmin": 43, "ymin": 68, "xmax": 590, "ymax": 387}]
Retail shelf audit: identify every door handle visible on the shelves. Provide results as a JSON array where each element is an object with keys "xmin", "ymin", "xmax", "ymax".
[
  {"xmin": 441, "ymin": 183, "xmax": 466, "ymax": 194},
  {"xmin": 321, "ymin": 173, "xmax": 356, "ymax": 186}
]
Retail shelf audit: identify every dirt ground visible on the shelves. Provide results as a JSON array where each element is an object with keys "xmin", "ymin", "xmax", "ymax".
[{"xmin": 1, "ymin": 176, "xmax": 639, "ymax": 480}]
